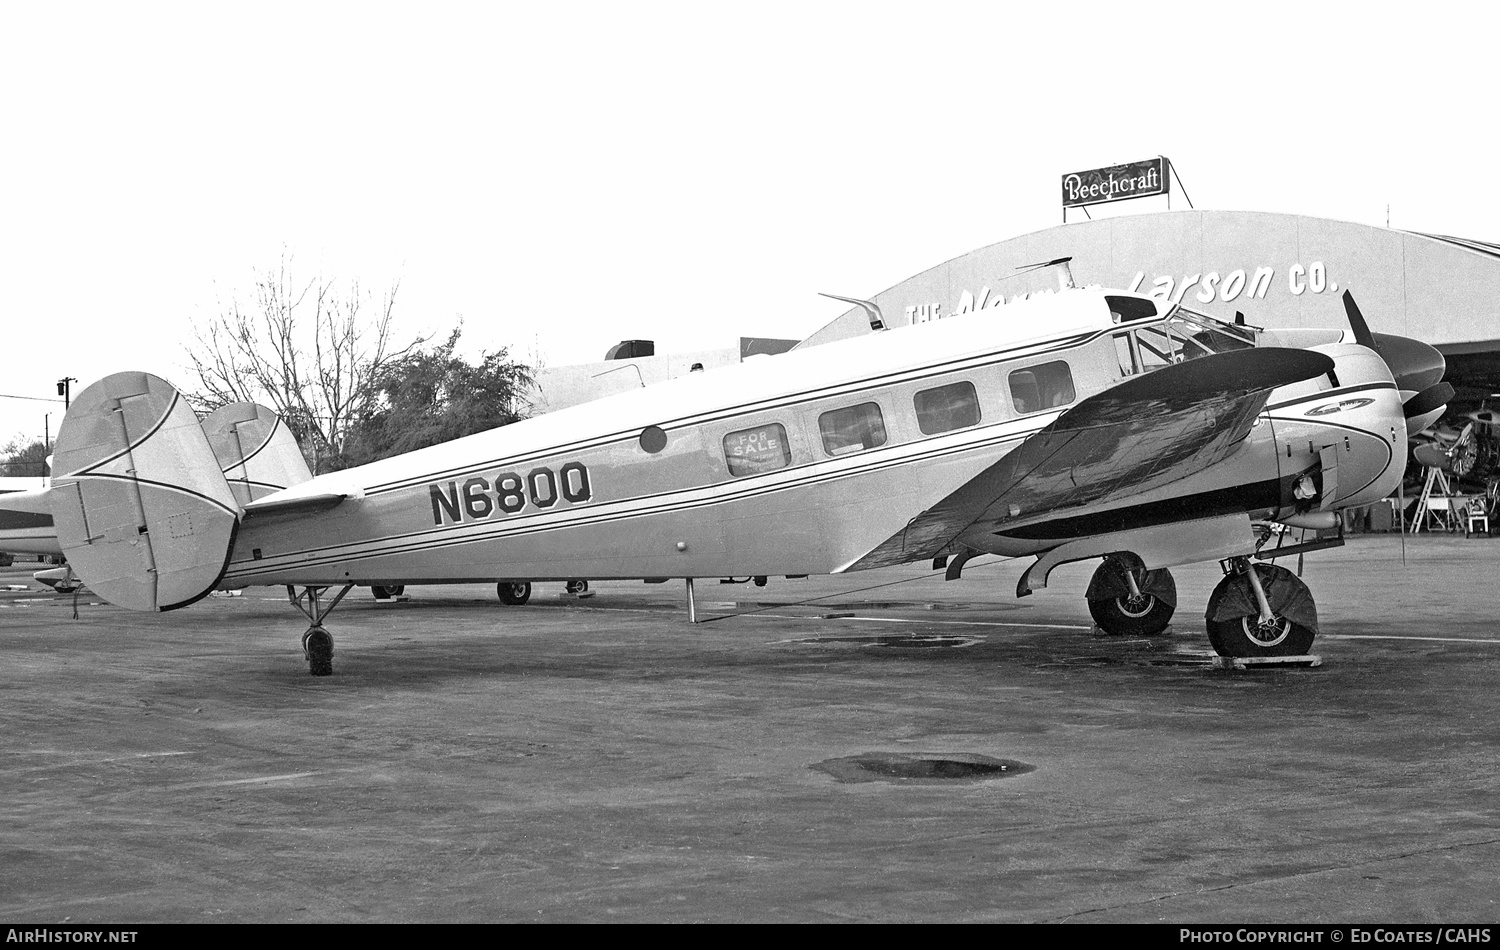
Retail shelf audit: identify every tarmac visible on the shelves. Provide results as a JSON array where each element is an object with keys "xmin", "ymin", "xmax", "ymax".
[{"xmin": 2, "ymin": 533, "xmax": 1498, "ymax": 923}]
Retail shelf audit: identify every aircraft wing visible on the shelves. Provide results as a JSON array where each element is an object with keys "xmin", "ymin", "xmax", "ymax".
[{"xmin": 842, "ymin": 348, "xmax": 1335, "ymax": 572}]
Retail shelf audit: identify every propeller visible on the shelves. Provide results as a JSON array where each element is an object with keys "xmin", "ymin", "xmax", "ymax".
[{"xmin": 1341, "ymin": 290, "xmax": 1450, "ymax": 424}]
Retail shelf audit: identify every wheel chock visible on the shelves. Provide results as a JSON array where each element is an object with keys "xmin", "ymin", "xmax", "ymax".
[{"xmin": 1211, "ymin": 654, "xmax": 1322, "ymax": 670}]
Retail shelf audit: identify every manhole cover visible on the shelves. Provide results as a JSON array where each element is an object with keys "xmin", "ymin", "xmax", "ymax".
[{"xmin": 812, "ymin": 752, "xmax": 1034, "ymax": 785}]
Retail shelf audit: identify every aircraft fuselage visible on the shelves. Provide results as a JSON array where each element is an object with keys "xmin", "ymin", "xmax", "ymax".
[{"xmin": 219, "ymin": 293, "xmax": 1405, "ymax": 589}]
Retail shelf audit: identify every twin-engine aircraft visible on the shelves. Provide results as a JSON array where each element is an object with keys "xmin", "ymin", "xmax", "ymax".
[{"xmin": 21, "ymin": 277, "xmax": 1450, "ymax": 674}]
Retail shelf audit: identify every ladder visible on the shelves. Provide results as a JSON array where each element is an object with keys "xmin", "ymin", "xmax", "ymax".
[{"xmin": 1411, "ymin": 466, "xmax": 1456, "ymax": 532}]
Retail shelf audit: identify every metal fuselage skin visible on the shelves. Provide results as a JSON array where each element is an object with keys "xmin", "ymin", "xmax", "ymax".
[
  {"xmin": 0, "ymin": 479, "xmax": 61, "ymax": 557},
  {"xmin": 220, "ymin": 291, "xmax": 1407, "ymax": 590}
]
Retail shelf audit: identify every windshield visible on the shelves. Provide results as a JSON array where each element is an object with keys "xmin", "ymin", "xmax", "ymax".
[{"xmin": 1116, "ymin": 305, "xmax": 1260, "ymax": 375}]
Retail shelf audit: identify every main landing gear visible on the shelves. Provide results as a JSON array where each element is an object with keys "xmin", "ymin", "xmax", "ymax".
[
  {"xmin": 1085, "ymin": 554, "xmax": 1177, "ymax": 637},
  {"xmin": 495, "ymin": 580, "xmax": 590, "ymax": 604},
  {"xmin": 497, "ymin": 581, "xmax": 532, "ymax": 605},
  {"xmin": 1205, "ymin": 559, "xmax": 1317, "ymax": 657},
  {"xmin": 1084, "ymin": 552, "xmax": 1318, "ymax": 658},
  {"xmin": 289, "ymin": 584, "xmax": 354, "ymax": 676}
]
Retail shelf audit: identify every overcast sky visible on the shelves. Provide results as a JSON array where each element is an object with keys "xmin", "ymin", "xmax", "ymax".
[{"xmin": 4, "ymin": 1, "xmax": 1498, "ymax": 445}]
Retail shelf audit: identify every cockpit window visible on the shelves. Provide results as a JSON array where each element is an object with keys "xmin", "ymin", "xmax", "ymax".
[{"xmin": 1117, "ymin": 307, "xmax": 1259, "ymax": 375}]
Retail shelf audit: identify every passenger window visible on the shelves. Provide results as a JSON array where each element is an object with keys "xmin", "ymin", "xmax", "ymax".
[
  {"xmin": 914, "ymin": 381, "xmax": 980, "ymax": 435},
  {"xmin": 819, "ymin": 402, "xmax": 888, "ymax": 456},
  {"xmin": 1009, "ymin": 361, "xmax": 1075, "ymax": 414},
  {"xmin": 723, "ymin": 423, "xmax": 792, "ymax": 476}
]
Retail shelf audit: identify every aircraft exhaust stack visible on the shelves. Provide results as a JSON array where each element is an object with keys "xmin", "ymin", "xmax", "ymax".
[{"xmin": 48, "ymin": 372, "xmax": 240, "ymax": 612}]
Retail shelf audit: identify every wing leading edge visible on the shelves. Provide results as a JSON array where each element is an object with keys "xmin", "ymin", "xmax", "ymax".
[{"xmin": 841, "ymin": 348, "xmax": 1336, "ymax": 573}]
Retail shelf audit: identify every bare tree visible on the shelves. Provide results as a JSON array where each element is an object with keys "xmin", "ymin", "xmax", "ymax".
[{"xmin": 186, "ymin": 255, "xmax": 420, "ymax": 473}]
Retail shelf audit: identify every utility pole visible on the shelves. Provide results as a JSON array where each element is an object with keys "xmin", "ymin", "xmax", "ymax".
[{"xmin": 56, "ymin": 377, "xmax": 76, "ymax": 409}]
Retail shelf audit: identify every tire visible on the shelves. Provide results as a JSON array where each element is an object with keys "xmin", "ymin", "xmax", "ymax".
[
  {"xmin": 371, "ymin": 585, "xmax": 405, "ymax": 599},
  {"xmin": 497, "ymin": 581, "xmax": 532, "ymax": 605},
  {"xmin": 1205, "ymin": 564, "xmax": 1316, "ymax": 657},
  {"xmin": 1086, "ymin": 561, "xmax": 1175, "ymax": 636},
  {"xmin": 304, "ymin": 626, "xmax": 333, "ymax": 677},
  {"xmin": 564, "ymin": 579, "xmax": 589, "ymax": 595}
]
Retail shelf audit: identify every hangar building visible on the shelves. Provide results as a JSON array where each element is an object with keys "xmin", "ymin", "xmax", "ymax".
[{"xmin": 804, "ymin": 210, "xmax": 1500, "ymax": 405}]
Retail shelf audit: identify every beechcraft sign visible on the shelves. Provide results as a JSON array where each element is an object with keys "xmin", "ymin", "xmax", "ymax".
[{"xmin": 1061, "ymin": 157, "xmax": 1168, "ymax": 209}]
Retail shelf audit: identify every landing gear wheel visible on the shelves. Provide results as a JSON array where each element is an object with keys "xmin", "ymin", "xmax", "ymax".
[
  {"xmin": 497, "ymin": 581, "xmax": 532, "ymax": 605},
  {"xmin": 1205, "ymin": 563, "xmax": 1317, "ymax": 657},
  {"xmin": 371, "ymin": 585, "xmax": 405, "ymax": 599},
  {"xmin": 302, "ymin": 626, "xmax": 333, "ymax": 676},
  {"xmin": 564, "ymin": 579, "xmax": 589, "ymax": 595},
  {"xmin": 1085, "ymin": 557, "xmax": 1176, "ymax": 636}
]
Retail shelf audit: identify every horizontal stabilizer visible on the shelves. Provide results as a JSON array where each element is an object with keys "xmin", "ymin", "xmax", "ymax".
[
  {"xmin": 202, "ymin": 402, "xmax": 313, "ymax": 506},
  {"xmin": 241, "ymin": 492, "xmax": 346, "ymax": 521},
  {"xmin": 49, "ymin": 372, "xmax": 239, "ymax": 612}
]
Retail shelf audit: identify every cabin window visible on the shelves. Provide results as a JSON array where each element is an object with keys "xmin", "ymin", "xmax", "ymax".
[
  {"xmin": 723, "ymin": 423, "xmax": 792, "ymax": 476},
  {"xmin": 819, "ymin": 402, "xmax": 888, "ymax": 456},
  {"xmin": 914, "ymin": 381, "xmax": 980, "ymax": 435},
  {"xmin": 1009, "ymin": 361, "xmax": 1075, "ymax": 414}
]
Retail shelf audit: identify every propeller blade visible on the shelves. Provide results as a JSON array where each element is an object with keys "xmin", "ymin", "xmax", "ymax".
[
  {"xmin": 1342, "ymin": 290, "xmax": 1448, "ymax": 394},
  {"xmin": 1404, "ymin": 382, "xmax": 1455, "ymax": 420},
  {"xmin": 1373, "ymin": 332, "xmax": 1448, "ymax": 394},
  {"xmin": 1342, "ymin": 290, "xmax": 1376, "ymax": 349}
]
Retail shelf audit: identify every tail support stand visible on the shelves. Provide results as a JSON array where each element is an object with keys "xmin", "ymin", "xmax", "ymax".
[
  {"xmin": 288, "ymin": 583, "xmax": 354, "ymax": 676},
  {"xmin": 685, "ymin": 577, "xmax": 698, "ymax": 624}
]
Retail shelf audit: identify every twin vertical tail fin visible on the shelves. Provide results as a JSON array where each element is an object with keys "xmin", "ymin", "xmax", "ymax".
[
  {"xmin": 202, "ymin": 401, "xmax": 313, "ymax": 506},
  {"xmin": 47, "ymin": 373, "xmax": 312, "ymax": 612},
  {"xmin": 49, "ymin": 372, "xmax": 239, "ymax": 611}
]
